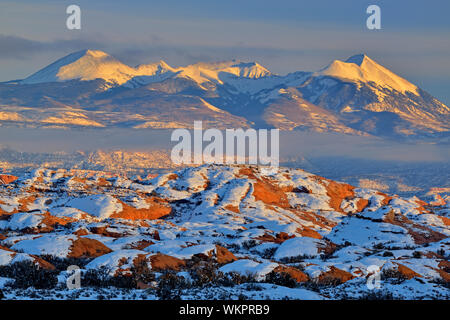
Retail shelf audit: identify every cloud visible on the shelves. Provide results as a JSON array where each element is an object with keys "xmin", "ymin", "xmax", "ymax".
[
  {"xmin": 0, "ymin": 34, "xmax": 102, "ymax": 59},
  {"xmin": 0, "ymin": 35, "xmax": 45, "ymax": 58},
  {"xmin": 112, "ymin": 45, "xmax": 289, "ymax": 68}
]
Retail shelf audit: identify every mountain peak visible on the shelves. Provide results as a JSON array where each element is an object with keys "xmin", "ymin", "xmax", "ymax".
[
  {"xmin": 21, "ymin": 49, "xmax": 272, "ymax": 87},
  {"xmin": 231, "ymin": 61, "xmax": 271, "ymax": 78},
  {"xmin": 158, "ymin": 60, "xmax": 171, "ymax": 69},
  {"xmin": 345, "ymin": 53, "xmax": 369, "ymax": 66},
  {"xmin": 135, "ymin": 60, "xmax": 175, "ymax": 75},
  {"xmin": 83, "ymin": 49, "xmax": 110, "ymax": 58},
  {"xmin": 22, "ymin": 49, "xmax": 136, "ymax": 85},
  {"xmin": 54, "ymin": 49, "xmax": 111, "ymax": 64}
]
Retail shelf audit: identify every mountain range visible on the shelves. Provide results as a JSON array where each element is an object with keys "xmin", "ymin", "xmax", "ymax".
[{"xmin": 0, "ymin": 49, "xmax": 448, "ymax": 139}]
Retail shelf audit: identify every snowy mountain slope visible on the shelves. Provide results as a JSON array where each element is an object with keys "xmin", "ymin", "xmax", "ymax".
[
  {"xmin": 0, "ymin": 165, "xmax": 448, "ymax": 299},
  {"xmin": 261, "ymin": 88, "xmax": 368, "ymax": 134},
  {"xmin": 296, "ymin": 55, "xmax": 450, "ymax": 136},
  {"xmin": 0, "ymin": 50, "xmax": 448, "ymax": 138},
  {"xmin": 316, "ymin": 54, "xmax": 418, "ymax": 95},
  {"xmin": 166, "ymin": 60, "xmax": 272, "ymax": 88},
  {"xmin": 21, "ymin": 50, "xmax": 272, "ymax": 89},
  {"xmin": 22, "ymin": 50, "xmax": 139, "ymax": 86}
]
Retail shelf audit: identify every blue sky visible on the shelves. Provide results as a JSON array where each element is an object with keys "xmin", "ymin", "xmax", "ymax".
[{"xmin": 0, "ymin": 0, "xmax": 449, "ymax": 104}]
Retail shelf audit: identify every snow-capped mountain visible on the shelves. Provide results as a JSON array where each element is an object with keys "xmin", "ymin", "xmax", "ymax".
[
  {"xmin": 0, "ymin": 50, "xmax": 448, "ymax": 138},
  {"xmin": 316, "ymin": 54, "xmax": 418, "ymax": 94},
  {"xmin": 21, "ymin": 50, "xmax": 271, "ymax": 88},
  {"xmin": 21, "ymin": 50, "xmax": 139, "ymax": 86},
  {"xmin": 0, "ymin": 164, "xmax": 448, "ymax": 299},
  {"xmin": 294, "ymin": 54, "xmax": 450, "ymax": 136}
]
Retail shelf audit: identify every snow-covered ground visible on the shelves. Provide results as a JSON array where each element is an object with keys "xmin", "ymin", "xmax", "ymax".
[{"xmin": 0, "ymin": 164, "xmax": 448, "ymax": 300}]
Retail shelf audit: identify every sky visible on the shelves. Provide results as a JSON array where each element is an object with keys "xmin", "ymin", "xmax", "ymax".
[{"xmin": 0, "ymin": 0, "xmax": 449, "ymax": 104}]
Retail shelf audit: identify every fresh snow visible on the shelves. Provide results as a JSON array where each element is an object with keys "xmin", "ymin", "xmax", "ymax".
[
  {"xmin": 273, "ymin": 237, "xmax": 323, "ymax": 260},
  {"xmin": 65, "ymin": 195, "xmax": 122, "ymax": 219},
  {"xmin": 0, "ymin": 164, "xmax": 448, "ymax": 300},
  {"xmin": 219, "ymin": 259, "xmax": 279, "ymax": 280}
]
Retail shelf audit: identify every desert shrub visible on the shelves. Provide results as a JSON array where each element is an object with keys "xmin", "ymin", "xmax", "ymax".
[
  {"xmin": 279, "ymin": 254, "xmax": 315, "ymax": 264},
  {"xmin": 81, "ymin": 260, "xmax": 156, "ymax": 289},
  {"xmin": 343, "ymin": 241, "xmax": 352, "ymax": 247},
  {"xmin": 380, "ymin": 268, "xmax": 407, "ymax": 283},
  {"xmin": 40, "ymin": 255, "xmax": 92, "ymax": 270},
  {"xmin": 81, "ymin": 266, "xmax": 112, "ymax": 287},
  {"xmin": 430, "ymin": 278, "xmax": 450, "ymax": 289},
  {"xmin": 301, "ymin": 274, "xmax": 349, "ymax": 291},
  {"xmin": 359, "ymin": 290, "xmax": 395, "ymax": 300},
  {"xmin": 264, "ymin": 271, "xmax": 298, "ymax": 288},
  {"xmin": 260, "ymin": 247, "xmax": 277, "ymax": 259},
  {"xmin": 130, "ymin": 258, "xmax": 156, "ymax": 284},
  {"xmin": 383, "ymin": 251, "xmax": 394, "ymax": 257},
  {"xmin": 412, "ymin": 251, "xmax": 422, "ymax": 259},
  {"xmin": 0, "ymin": 261, "xmax": 58, "ymax": 289},
  {"xmin": 386, "ymin": 245, "xmax": 415, "ymax": 250},
  {"xmin": 156, "ymin": 271, "xmax": 188, "ymax": 300},
  {"xmin": 242, "ymin": 283, "xmax": 264, "ymax": 291},
  {"xmin": 320, "ymin": 253, "xmax": 337, "ymax": 261},
  {"xmin": 242, "ymin": 240, "xmax": 258, "ymax": 250},
  {"xmin": 188, "ymin": 258, "xmax": 220, "ymax": 287},
  {"xmin": 217, "ymin": 291, "xmax": 233, "ymax": 299},
  {"xmin": 81, "ymin": 266, "xmax": 135, "ymax": 289},
  {"xmin": 223, "ymin": 272, "xmax": 257, "ymax": 286},
  {"xmin": 292, "ymin": 186, "xmax": 310, "ymax": 193},
  {"xmin": 185, "ymin": 256, "xmax": 258, "ymax": 288},
  {"xmin": 315, "ymin": 276, "xmax": 343, "ymax": 287},
  {"xmin": 110, "ymin": 275, "xmax": 137, "ymax": 289},
  {"xmin": 293, "ymin": 263, "xmax": 306, "ymax": 272},
  {"xmin": 226, "ymin": 243, "xmax": 241, "ymax": 251}
]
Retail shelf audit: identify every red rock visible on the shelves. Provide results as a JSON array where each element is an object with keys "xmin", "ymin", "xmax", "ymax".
[
  {"xmin": 0, "ymin": 175, "xmax": 18, "ymax": 185},
  {"xmin": 215, "ymin": 245, "xmax": 238, "ymax": 264},
  {"xmin": 150, "ymin": 253, "xmax": 185, "ymax": 271},
  {"xmin": 393, "ymin": 263, "xmax": 422, "ymax": 280},
  {"xmin": 317, "ymin": 266, "xmax": 354, "ymax": 285},
  {"xmin": 68, "ymin": 237, "xmax": 112, "ymax": 259},
  {"xmin": 111, "ymin": 197, "xmax": 171, "ymax": 220},
  {"xmin": 321, "ymin": 179, "xmax": 355, "ymax": 213},
  {"xmin": 273, "ymin": 265, "xmax": 309, "ymax": 283}
]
